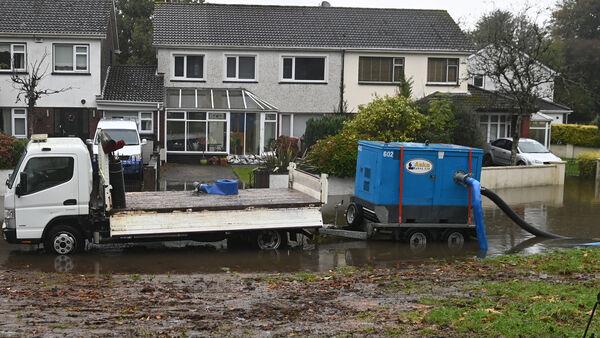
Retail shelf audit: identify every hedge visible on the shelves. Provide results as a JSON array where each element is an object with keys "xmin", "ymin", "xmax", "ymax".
[
  {"xmin": 576, "ymin": 152, "xmax": 600, "ymax": 178},
  {"xmin": 0, "ymin": 133, "xmax": 28, "ymax": 169},
  {"xmin": 551, "ymin": 124, "xmax": 600, "ymax": 148},
  {"xmin": 303, "ymin": 114, "xmax": 348, "ymax": 150}
]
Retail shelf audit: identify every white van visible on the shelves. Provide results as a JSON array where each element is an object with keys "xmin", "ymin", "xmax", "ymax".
[{"xmin": 93, "ymin": 120, "xmax": 146, "ymax": 177}]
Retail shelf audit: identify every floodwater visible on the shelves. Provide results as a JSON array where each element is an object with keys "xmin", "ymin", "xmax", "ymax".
[{"xmin": 0, "ymin": 177, "xmax": 599, "ymax": 274}]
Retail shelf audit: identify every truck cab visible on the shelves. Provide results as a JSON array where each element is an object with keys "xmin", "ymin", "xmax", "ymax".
[
  {"xmin": 93, "ymin": 119, "xmax": 146, "ymax": 177},
  {"xmin": 3, "ymin": 136, "xmax": 93, "ymax": 253}
]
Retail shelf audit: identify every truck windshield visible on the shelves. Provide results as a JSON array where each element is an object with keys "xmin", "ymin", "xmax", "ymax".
[
  {"xmin": 95, "ymin": 129, "xmax": 139, "ymax": 145},
  {"xmin": 7, "ymin": 149, "xmax": 26, "ymax": 189}
]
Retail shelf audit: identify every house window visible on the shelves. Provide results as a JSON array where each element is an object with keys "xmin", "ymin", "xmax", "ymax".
[
  {"xmin": 281, "ymin": 56, "xmax": 326, "ymax": 82},
  {"xmin": 139, "ymin": 112, "xmax": 153, "ymax": 134},
  {"xmin": 173, "ymin": 55, "xmax": 204, "ymax": 79},
  {"xmin": 53, "ymin": 44, "xmax": 88, "ymax": 72},
  {"xmin": 427, "ymin": 58, "xmax": 459, "ymax": 84},
  {"xmin": 0, "ymin": 43, "xmax": 26, "ymax": 71},
  {"xmin": 473, "ymin": 75, "xmax": 484, "ymax": 88},
  {"xmin": 225, "ymin": 55, "xmax": 256, "ymax": 81},
  {"xmin": 358, "ymin": 57, "xmax": 405, "ymax": 83},
  {"xmin": 262, "ymin": 113, "xmax": 277, "ymax": 152},
  {"xmin": 11, "ymin": 108, "xmax": 27, "ymax": 138},
  {"xmin": 479, "ymin": 114, "xmax": 511, "ymax": 143}
]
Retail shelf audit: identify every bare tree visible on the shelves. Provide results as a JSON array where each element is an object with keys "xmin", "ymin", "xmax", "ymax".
[
  {"xmin": 469, "ymin": 10, "xmax": 555, "ymax": 165},
  {"xmin": 10, "ymin": 50, "xmax": 72, "ymax": 110}
]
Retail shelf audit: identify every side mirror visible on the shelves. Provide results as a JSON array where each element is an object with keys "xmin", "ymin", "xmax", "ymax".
[
  {"xmin": 141, "ymin": 139, "xmax": 147, "ymax": 145},
  {"xmin": 85, "ymin": 139, "xmax": 93, "ymax": 146},
  {"xmin": 5, "ymin": 172, "xmax": 11, "ymax": 187},
  {"xmin": 15, "ymin": 172, "xmax": 27, "ymax": 197}
]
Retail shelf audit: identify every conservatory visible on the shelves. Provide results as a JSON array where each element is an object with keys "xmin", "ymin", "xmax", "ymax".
[{"xmin": 164, "ymin": 88, "xmax": 278, "ymax": 156}]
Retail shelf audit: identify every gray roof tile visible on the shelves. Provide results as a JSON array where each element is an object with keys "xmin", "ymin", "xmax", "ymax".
[
  {"xmin": 0, "ymin": 0, "xmax": 111, "ymax": 36},
  {"xmin": 153, "ymin": 3, "xmax": 474, "ymax": 51},
  {"xmin": 102, "ymin": 66, "xmax": 164, "ymax": 103}
]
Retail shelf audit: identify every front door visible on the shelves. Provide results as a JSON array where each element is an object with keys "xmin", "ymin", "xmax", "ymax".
[{"xmin": 56, "ymin": 109, "xmax": 89, "ymax": 139}]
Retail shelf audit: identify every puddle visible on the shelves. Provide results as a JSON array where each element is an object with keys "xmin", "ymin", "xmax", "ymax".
[{"xmin": 1, "ymin": 177, "xmax": 598, "ymax": 274}]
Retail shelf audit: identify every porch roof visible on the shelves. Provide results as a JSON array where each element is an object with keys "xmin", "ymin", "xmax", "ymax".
[{"xmin": 165, "ymin": 88, "xmax": 278, "ymax": 112}]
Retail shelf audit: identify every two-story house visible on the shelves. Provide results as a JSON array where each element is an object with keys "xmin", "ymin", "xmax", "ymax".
[
  {"xmin": 0, "ymin": 0, "xmax": 117, "ymax": 139},
  {"xmin": 152, "ymin": 3, "xmax": 474, "ymax": 159}
]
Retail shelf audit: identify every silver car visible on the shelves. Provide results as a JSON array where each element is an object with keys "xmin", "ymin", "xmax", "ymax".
[{"xmin": 483, "ymin": 137, "xmax": 561, "ymax": 166}]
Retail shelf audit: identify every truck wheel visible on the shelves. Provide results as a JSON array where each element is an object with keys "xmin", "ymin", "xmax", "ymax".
[
  {"xmin": 443, "ymin": 230, "xmax": 465, "ymax": 250},
  {"xmin": 406, "ymin": 229, "xmax": 429, "ymax": 253},
  {"xmin": 345, "ymin": 203, "xmax": 363, "ymax": 228},
  {"xmin": 256, "ymin": 230, "xmax": 282, "ymax": 250},
  {"xmin": 44, "ymin": 225, "xmax": 84, "ymax": 255}
]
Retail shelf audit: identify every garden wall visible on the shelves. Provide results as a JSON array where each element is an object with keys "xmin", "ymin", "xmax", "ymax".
[
  {"xmin": 550, "ymin": 144, "xmax": 600, "ymax": 159},
  {"xmin": 480, "ymin": 162, "xmax": 565, "ymax": 189}
]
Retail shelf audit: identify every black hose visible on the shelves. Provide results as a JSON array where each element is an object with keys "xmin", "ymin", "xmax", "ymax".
[{"xmin": 480, "ymin": 187, "xmax": 567, "ymax": 239}]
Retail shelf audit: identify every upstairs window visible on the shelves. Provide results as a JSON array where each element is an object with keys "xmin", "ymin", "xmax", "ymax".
[
  {"xmin": 427, "ymin": 58, "xmax": 459, "ymax": 84},
  {"xmin": 0, "ymin": 43, "xmax": 26, "ymax": 72},
  {"xmin": 473, "ymin": 75, "xmax": 484, "ymax": 88},
  {"xmin": 225, "ymin": 55, "xmax": 256, "ymax": 81},
  {"xmin": 358, "ymin": 56, "xmax": 405, "ymax": 83},
  {"xmin": 53, "ymin": 44, "xmax": 89, "ymax": 73},
  {"xmin": 281, "ymin": 56, "xmax": 326, "ymax": 82},
  {"xmin": 173, "ymin": 54, "xmax": 204, "ymax": 79}
]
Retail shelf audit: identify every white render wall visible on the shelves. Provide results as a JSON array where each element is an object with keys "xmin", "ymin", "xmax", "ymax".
[
  {"xmin": 344, "ymin": 52, "xmax": 470, "ymax": 112},
  {"xmin": 156, "ymin": 48, "xmax": 342, "ymax": 114},
  {"xmin": 0, "ymin": 37, "xmax": 103, "ymax": 109}
]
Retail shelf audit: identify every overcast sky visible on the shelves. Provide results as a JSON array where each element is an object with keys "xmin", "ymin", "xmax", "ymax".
[{"xmin": 207, "ymin": 0, "xmax": 561, "ymax": 31}]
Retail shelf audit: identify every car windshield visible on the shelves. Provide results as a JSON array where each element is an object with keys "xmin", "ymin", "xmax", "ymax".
[
  {"xmin": 519, "ymin": 140, "xmax": 548, "ymax": 153},
  {"xmin": 7, "ymin": 149, "xmax": 26, "ymax": 189},
  {"xmin": 95, "ymin": 129, "xmax": 139, "ymax": 145}
]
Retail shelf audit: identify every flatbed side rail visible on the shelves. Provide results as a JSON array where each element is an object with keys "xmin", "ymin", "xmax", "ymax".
[{"xmin": 288, "ymin": 162, "xmax": 328, "ymax": 204}]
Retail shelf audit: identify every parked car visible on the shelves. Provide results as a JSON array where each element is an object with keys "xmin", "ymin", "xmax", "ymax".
[
  {"xmin": 483, "ymin": 137, "xmax": 561, "ymax": 166},
  {"xmin": 92, "ymin": 119, "xmax": 146, "ymax": 178}
]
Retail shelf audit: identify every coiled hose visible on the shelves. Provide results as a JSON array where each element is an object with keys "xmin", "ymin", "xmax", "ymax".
[{"xmin": 480, "ymin": 187, "xmax": 566, "ymax": 239}]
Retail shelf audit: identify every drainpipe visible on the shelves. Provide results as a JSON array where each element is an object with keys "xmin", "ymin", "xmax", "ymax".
[{"xmin": 339, "ymin": 49, "xmax": 345, "ymax": 114}]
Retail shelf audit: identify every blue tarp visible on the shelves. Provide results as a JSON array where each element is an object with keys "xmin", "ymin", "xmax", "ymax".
[{"xmin": 198, "ymin": 179, "xmax": 239, "ymax": 195}]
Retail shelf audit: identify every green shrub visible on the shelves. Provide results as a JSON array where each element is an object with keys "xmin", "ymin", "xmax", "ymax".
[
  {"xmin": 418, "ymin": 97, "xmax": 455, "ymax": 144},
  {"xmin": 551, "ymin": 124, "xmax": 600, "ymax": 147},
  {"xmin": 0, "ymin": 133, "xmax": 27, "ymax": 169},
  {"xmin": 305, "ymin": 132, "xmax": 359, "ymax": 177},
  {"xmin": 265, "ymin": 136, "xmax": 301, "ymax": 173},
  {"xmin": 576, "ymin": 151, "xmax": 600, "ymax": 178},
  {"xmin": 303, "ymin": 114, "xmax": 348, "ymax": 150}
]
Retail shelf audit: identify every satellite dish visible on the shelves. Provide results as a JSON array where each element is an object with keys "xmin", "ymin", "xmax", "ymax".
[{"xmin": 320, "ymin": 1, "xmax": 331, "ymax": 7}]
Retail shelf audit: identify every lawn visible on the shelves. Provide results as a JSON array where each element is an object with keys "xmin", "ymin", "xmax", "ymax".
[{"xmin": 232, "ymin": 165, "xmax": 257, "ymax": 187}]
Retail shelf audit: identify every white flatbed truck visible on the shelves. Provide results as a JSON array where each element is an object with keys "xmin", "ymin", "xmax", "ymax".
[{"xmin": 2, "ymin": 135, "xmax": 327, "ymax": 255}]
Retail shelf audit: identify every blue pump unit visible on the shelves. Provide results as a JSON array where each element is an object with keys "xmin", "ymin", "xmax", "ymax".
[{"xmin": 353, "ymin": 141, "xmax": 483, "ymax": 225}]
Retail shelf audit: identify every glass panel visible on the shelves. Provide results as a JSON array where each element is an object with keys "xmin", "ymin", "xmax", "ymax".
[
  {"xmin": 13, "ymin": 45, "xmax": 24, "ymax": 52},
  {"xmin": 186, "ymin": 55, "xmax": 203, "ymax": 78},
  {"xmin": 13, "ymin": 52, "xmax": 24, "ymax": 70},
  {"xmin": 212, "ymin": 89, "xmax": 228, "ymax": 109},
  {"xmin": 226, "ymin": 56, "xmax": 236, "ymax": 78},
  {"xmin": 14, "ymin": 118, "xmax": 25, "ymax": 136},
  {"xmin": 480, "ymin": 123, "xmax": 488, "ymax": 140},
  {"xmin": 359, "ymin": 57, "xmax": 392, "ymax": 82},
  {"xmin": 500, "ymin": 115, "xmax": 506, "ymax": 122},
  {"xmin": 245, "ymin": 113, "xmax": 259, "ymax": 154},
  {"xmin": 140, "ymin": 112, "xmax": 152, "ymax": 119},
  {"xmin": 188, "ymin": 112, "xmax": 206, "ymax": 120},
  {"xmin": 207, "ymin": 121, "xmax": 226, "ymax": 152},
  {"xmin": 265, "ymin": 113, "xmax": 277, "ymax": 121},
  {"xmin": 448, "ymin": 58, "xmax": 459, "ymax": 66},
  {"xmin": 474, "ymin": 75, "xmax": 484, "ymax": 87},
  {"xmin": 23, "ymin": 157, "xmax": 74, "ymax": 195},
  {"xmin": 230, "ymin": 113, "xmax": 245, "ymax": 155},
  {"xmin": 281, "ymin": 115, "xmax": 291, "ymax": 136},
  {"xmin": 75, "ymin": 46, "xmax": 87, "ymax": 53},
  {"xmin": 140, "ymin": 119, "xmax": 152, "ymax": 132},
  {"xmin": 491, "ymin": 115, "xmax": 499, "ymax": 122},
  {"xmin": 480, "ymin": 115, "xmax": 488, "ymax": 123},
  {"xmin": 228, "ymin": 90, "xmax": 244, "ymax": 109},
  {"xmin": 181, "ymin": 89, "xmax": 196, "ymax": 108},
  {"xmin": 197, "ymin": 89, "xmax": 211, "ymax": 109},
  {"xmin": 166, "ymin": 89, "xmax": 180, "ymax": 108},
  {"xmin": 447, "ymin": 65, "xmax": 458, "ymax": 82},
  {"xmin": 263, "ymin": 122, "xmax": 276, "ymax": 152},
  {"xmin": 283, "ymin": 58, "xmax": 292, "ymax": 79},
  {"xmin": 75, "ymin": 54, "xmax": 87, "ymax": 71},
  {"xmin": 209, "ymin": 112, "xmax": 226, "ymax": 120},
  {"xmin": 393, "ymin": 64, "xmax": 404, "ymax": 82},
  {"xmin": 489, "ymin": 124, "xmax": 498, "ymax": 141},
  {"xmin": 54, "ymin": 45, "xmax": 73, "ymax": 71},
  {"xmin": 174, "ymin": 56, "xmax": 184, "ymax": 77},
  {"xmin": 238, "ymin": 56, "xmax": 255, "ymax": 79},
  {"xmin": 187, "ymin": 121, "xmax": 206, "ymax": 151},
  {"xmin": 166, "ymin": 121, "xmax": 185, "ymax": 151},
  {"xmin": 0, "ymin": 44, "xmax": 10, "ymax": 70},
  {"xmin": 167, "ymin": 111, "xmax": 184, "ymax": 119},
  {"xmin": 294, "ymin": 57, "xmax": 325, "ymax": 81},
  {"xmin": 499, "ymin": 124, "xmax": 506, "ymax": 138},
  {"xmin": 244, "ymin": 95, "xmax": 262, "ymax": 110},
  {"xmin": 427, "ymin": 58, "xmax": 446, "ymax": 82},
  {"xmin": 12, "ymin": 108, "xmax": 26, "ymax": 115}
]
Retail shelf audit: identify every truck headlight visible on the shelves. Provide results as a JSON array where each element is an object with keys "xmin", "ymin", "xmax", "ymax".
[{"xmin": 4, "ymin": 209, "xmax": 14, "ymax": 220}]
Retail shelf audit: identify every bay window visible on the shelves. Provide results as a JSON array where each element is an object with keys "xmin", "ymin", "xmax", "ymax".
[
  {"xmin": 225, "ymin": 55, "xmax": 256, "ymax": 81},
  {"xmin": 53, "ymin": 44, "xmax": 89, "ymax": 72},
  {"xmin": 427, "ymin": 58, "xmax": 459, "ymax": 84},
  {"xmin": 0, "ymin": 43, "xmax": 26, "ymax": 71},
  {"xmin": 281, "ymin": 56, "xmax": 326, "ymax": 82},
  {"xmin": 358, "ymin": 56, "xmax": 405, "ymax": 83},
  {"xmin": 173, "ymin": 54, "xmax": 204, "ymax": 79}
]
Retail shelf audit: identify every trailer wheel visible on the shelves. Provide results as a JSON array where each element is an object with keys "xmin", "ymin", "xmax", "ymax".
[
  {"xmin": 345, "ymin": 203, "xmax": 363, "ymax": 228},
  {"xmin": 44, "ymin": 225, "xmax": 84, "ymax": 255},
  {"xmin": 443, "ymin": 230, "xmax": 465, "ymax": 250},
  {"xmin": 406, "ymin": 229, "xmax": 429, "ymax": 253},
  {"xmin": 256, "ymin": 230, "xmax": 283, "ymax": 250}
]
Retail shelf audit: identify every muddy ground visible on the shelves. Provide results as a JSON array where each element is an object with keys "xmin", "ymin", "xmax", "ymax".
[{"xmin": 1, "ymin": 249, "xmax": 598, "ymax": 337}]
